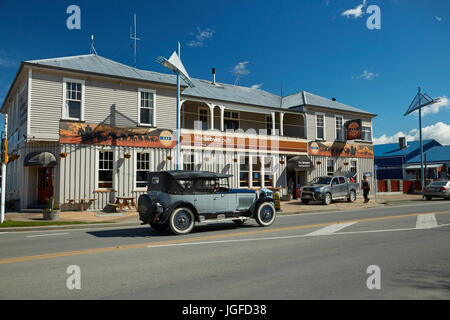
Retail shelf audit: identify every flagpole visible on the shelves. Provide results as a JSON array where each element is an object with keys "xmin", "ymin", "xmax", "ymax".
[{"xmin": 176, "ymin": 42, "xmax": 181, "ymax": 170}]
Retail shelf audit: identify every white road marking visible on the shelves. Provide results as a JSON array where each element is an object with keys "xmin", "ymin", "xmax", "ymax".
[
  {"xmin": 304, "ymin": 222, "xmax": 358, "ymax": 236},
  {"xmin": 0, "ymin": 232, "xmax": 9, "ymax": 234},
  {"xmin": 146, "ymin": 223, "xmax": 450, "ymax": 249},
  {"xmin": 26, "ymin": 233, "xmax": 69, "ymax": 238},
  {"xmin": 416, "ymin": 214, "xmax": 438, "ymax": 229}
]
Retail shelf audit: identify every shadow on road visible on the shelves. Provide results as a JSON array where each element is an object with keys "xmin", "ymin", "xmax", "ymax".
[{"xmin": 87, "ymin": 222, "xmax": 258, "ymax": 238}]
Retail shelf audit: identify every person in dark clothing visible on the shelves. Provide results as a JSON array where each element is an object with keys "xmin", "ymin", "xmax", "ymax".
[{"xmin": 362, "ymin": 175, "xmax": 370, "ymax": 203}]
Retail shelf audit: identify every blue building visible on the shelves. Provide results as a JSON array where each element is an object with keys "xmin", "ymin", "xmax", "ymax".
[
  {"xmin": 374, "ymin": 139, "xmax": 441, "ymax": 180},
  {"xmin": 405, "ymin": 145, "xmax": 450, "ymax": 180}
]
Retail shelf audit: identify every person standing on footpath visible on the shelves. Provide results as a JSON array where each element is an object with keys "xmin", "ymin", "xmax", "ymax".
[{"xmin": 362, "ymin": 175, "xmax": 370, "ymax": 203}]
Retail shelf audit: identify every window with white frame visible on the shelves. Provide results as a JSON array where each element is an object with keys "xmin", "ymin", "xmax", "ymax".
[
  {"xmin": 63, "ymin": 79, "xmax": 84, "ymax": 120},
  {"xmin": 239, "ymin": 155, "xmax": 250, "ymax": 187},
  {"xmin": 198, "ymin": 108, "xmax": 209, "ymax": 130},
  {"xmin": 136, "ymin": 152, "xmax": 150, "ymax": 188},
  {"xmin": 139, "ymin": 89, "xmax": 155, "ymax": 126},
  {"xmin": 327, "ymin": 159, "xmax": 334, "ymax": 176},
  {"xmin": 336, "ymin": 116, "xmax": 344, "ymax": 141},
  {"xmin": 224, "ymin": 111, "xmax": 239, "ymax": 131},
  {"xmin": 316, "ymin": 113, "xmax": 325, "ymax": 140},
  {"xmin": 361, "ymin": 126, "xmax": 372, "ymax": 141},
  {"xmin": 350, "ymin": 160, "xmax": 357, "ymax": 174},
  {"xmin": 252, "ymin": 156, "xmax": 262, "ymax": 187},
  {"xmin": 183, "ymin": 151, "xmax": 195, "ymax": 171},
  {"xmin": 98, "ymin": 151, "xmax": 114, "ymax": 189}
]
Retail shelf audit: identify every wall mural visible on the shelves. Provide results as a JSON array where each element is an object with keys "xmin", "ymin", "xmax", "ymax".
[
  {"xmin": 308, "ymin": 141, "xmax": 373, "ymax": 159},
  {"xmin": 59, "ymin": 121, "xmax": 176, "ymax": 148}
]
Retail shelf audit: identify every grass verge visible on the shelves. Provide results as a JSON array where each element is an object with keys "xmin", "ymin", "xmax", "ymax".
[{"xmin": 0, "ymin": 220, "xmax": 116, "ymax": 228}]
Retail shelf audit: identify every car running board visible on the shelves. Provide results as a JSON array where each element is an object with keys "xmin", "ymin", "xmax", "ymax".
[{"xmin": 197, "ymin": 216, "xmax": 250, "ymax": 224}]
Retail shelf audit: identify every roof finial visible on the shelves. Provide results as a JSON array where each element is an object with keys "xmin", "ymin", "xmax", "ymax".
[{"xmin": 90, "ymin": 35, "xmax": 98, "ymax": 55}]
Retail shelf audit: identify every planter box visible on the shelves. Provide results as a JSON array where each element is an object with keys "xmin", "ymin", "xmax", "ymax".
[{"xmin": 43, "ymin": 210, "xmax": 60, "ymax": 221}]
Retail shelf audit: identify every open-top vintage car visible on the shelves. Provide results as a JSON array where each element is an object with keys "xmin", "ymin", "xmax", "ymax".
[{"xmin": 138, "ymin": 170, "xmax": 276, "ymax": 234}]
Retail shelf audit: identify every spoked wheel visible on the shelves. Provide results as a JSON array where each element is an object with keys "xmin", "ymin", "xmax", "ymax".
[
  {"xmin": 322, "ymin": 193, "xmax": 332, "ymax": 205},
  {"xmin": 169, "ymin": 207, "xmax": 195, "ymax": 235},
  {"xmin": 255, "ymin": 202, "xmax": 276, "ymax": 227}
]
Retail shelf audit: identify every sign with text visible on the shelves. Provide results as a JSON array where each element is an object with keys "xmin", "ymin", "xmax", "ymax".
[
  {"xmin": 345, "ymin": 119, "xmax": 362, "ymax": 140},
  {"xmin": 59, "ymin": 121, "xmax": 176, "ymax": 148},
  {"xmin": 308, "ymin": 141, "xmax": 374, "ymax": 159}
]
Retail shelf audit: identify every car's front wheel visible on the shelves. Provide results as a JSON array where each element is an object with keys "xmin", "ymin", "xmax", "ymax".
[
  {"xmin": 255, "ymin": 202, "xmax": 276, "ymax": 227},
  {"xmin": 322, "ymin": 193, "xmax": 332, "ymax": 205},
  {"xmin": 168, "ymin": 207, "xmax": 195, "ymax": 235}
]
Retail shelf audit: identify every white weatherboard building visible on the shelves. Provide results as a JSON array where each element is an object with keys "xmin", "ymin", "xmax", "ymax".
[{"xmin": 1, "ymin": 54, "xmax": 376, "ymax": 211}]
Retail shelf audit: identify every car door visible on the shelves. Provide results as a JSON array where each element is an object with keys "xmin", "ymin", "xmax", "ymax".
[
  {"xmin": 338, "ymin": 177, "xmax": 347, "ymax": 197},
  {"xmin": 331, "ymin": 178, "xmax": 340, "ymax": 197}
]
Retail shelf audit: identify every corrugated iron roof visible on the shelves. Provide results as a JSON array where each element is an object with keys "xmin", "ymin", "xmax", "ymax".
[
  {"xmin": 408, "ymin": 145, "xmax": 450, "ymax": 163},
  {"xmin": 374, "ymin": 139, "xmax": 442, "ymax": 161},
  {"xmin": 23, "ymin": 54, "xmax": 375, "ymax": 115}
]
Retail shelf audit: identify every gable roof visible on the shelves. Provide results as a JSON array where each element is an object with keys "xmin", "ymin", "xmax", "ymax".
[
  {"xmin": 374, "ymin": 139, "xmax": 442, "ymax": 161},
  {"xmin": 2, "ymin": 54, "xmax": 376, "ymax": 117},
  {"xmin": 408, "ymin": 145, "xmax": 450, "ymax": 163}
]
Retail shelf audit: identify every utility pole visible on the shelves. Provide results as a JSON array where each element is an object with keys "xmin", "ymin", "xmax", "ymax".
[
  {"xmin": 1, "ymin": 114, "xmax": 8, "ymax": 223},
  {"xmin": 130, "ymin": 13, "xmax": 140, "ymax": 68},
  {"xmin": 176, "ymin": 42, "xmax": 181, "ymax": 170}
]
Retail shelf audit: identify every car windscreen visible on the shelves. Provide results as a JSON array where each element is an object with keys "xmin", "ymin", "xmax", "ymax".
[
  {"xmin": 310, "ymin": 177, "xmax": 333, "ymax": 185},
  {"xmin": 429, "ymin": 181, "xmax": 447, "ymax": 186}
]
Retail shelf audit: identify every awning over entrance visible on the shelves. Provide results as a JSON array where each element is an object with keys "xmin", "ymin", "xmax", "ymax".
[
  {"xmin": 405, "ymin": 163, "xmax": 443, "ymax": 170},
  {"xmin": 287, "ymin": 155, "xmax": 313, "ymax": 170},
  {"xmin": 24, "ymin": 152, "xmax": 57, "ymax": 167}
]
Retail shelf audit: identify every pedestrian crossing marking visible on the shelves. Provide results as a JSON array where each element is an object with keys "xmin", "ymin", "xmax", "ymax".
[
  {"xmin": 305, "ymin": 222, "xmax": 358, "ymax": 236},
  {"xmin": 415, "ymin": 214, "xmax": 438, "ymax": 229}
]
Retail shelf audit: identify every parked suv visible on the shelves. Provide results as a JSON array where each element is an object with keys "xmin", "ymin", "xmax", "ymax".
[
  {"xmin": 138, "ymin": 170, "xmax": 276, "ymax": 234},
  {"xmin": 300, "ymin": 172, "xmax": 360, "ymax": 205}
]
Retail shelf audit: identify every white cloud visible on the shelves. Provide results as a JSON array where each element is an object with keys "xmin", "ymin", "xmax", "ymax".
[
  {"xmin": 187, "ymin": 27, "xmax": 214, "ymax": 47},
  {"xmin": 418, "ymin": 96, "xmax": 450, "ymax": 116},
  {"xmin": 374, "ymin": 122, "xmax": 450, "ymax": 145},
  {"xmin": 342, "ymin": 4, "xmax": 364, "ymax": 19},
  {"xmin": 251, "ymin": 83, "xmax": 263, "ymax": 89},
  {"xmin": 0, "ymin": 49, "xmax": 17, "ymax": 67},
  {"xmin": 353, "ymin": 70, "xmax": 379, "ymax": 80},
  {"xmin": 435, "ymin": 16, "xmax": 442, "ymax": 22}
]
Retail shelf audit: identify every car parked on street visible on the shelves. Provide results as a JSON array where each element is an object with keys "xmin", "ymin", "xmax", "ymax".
[
  {"xmin": 424, "ymin": 180, "xmax": 450, "ymax": 200},
  {"xmin": 138, "ymin": 170, "xmax": 277, "ymax": 234},
  {"xmin": 299, "ymin": 172, "xmax": 360, "ymax": 205}
]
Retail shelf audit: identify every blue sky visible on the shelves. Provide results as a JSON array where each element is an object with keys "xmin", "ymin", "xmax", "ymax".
[{"xmin": 0, "ymin": 0, "xmax": 449, "ymax": 144}]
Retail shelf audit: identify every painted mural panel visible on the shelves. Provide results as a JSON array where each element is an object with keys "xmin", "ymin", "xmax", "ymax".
[{"xmin": 308, "ymin": 141, "xmax": 373, "ymax": 159}]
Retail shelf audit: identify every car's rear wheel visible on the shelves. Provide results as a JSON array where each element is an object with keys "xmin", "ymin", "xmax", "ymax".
[
  {"xmin": 322, "ymin": 193, "xmax": 332, "ymax": 205},
  {"xmin": 150, "ymin": 222, "xmax": 168, "ymax": 231},
  {"xmin": 169, "ymin": 207, "xmax": 195, "ymax": 235},
  {"xmin": 255, "ymin": 202, "xmax": 276, "ymax": 227},
  {"xmin": 301, "ymin": 199, "xmax": 310, "ymax": 204},
  {"xmin": 426, "ymin": 196, "xmax": 432, "ymax": 201},
  {"xmin": 348, "ymin": 191, "xmax": 356, "ymax": 203}
]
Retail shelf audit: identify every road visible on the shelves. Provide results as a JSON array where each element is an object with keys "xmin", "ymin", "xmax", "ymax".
[{"xmin": 0, "ymin": 201, "xmax": 449, "ymax": 299}]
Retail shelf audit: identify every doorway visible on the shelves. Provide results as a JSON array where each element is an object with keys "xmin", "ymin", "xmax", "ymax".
[{"xmin": 38, "ymin": 167, "xmax": 54, "ymax": 205}]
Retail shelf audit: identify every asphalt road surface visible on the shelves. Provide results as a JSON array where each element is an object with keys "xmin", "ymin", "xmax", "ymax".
[{"xmin": 0, "ymin": 201, "xmax": 449, "ymax": 299}]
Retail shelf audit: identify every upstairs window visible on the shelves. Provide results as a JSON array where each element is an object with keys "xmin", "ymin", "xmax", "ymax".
[
  {"xmin": 224, "ymin": 111, "xmax": 239, "ymax": 131},
  {"xmin": 198, "ymin": 108, "xmax": 209, "ymax": 130},
  {"xmin": 139, "ymin": 89, "xmax": 155, "ymax": 126},
  {"xmin": 63, "ymin": 78, "xmax": 84, "ymax": 120},
  {"xmin": 316, "ymin": 113, "xmax": 325, "ymax": 140},
  {"xmin": 336, "ymin": 116, "xmax": 344, "ymax": 141},
  {"xmin": 266, "ymin": 116, "xmax": 273, "ymax": 135},
  {"xmin": 361, "ymin": 126, "xmax": 372, "ymax": 141}
]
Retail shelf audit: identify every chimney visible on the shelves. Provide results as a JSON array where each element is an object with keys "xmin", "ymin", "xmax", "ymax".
[
  {"xmin": 212, "ymin": 68, "xmax": 216, "ymax": 85},
  {"xmin": 399, "ymin": 137, "xmax": 407, "ymax": 150},
  {"xmin": 331, "ymin": 97, "xmax": 336, "ymax": 101}
]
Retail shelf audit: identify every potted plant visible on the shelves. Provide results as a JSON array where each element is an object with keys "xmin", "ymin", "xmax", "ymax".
[
  {"xmin": 43, "ymin": 197, "xmax": 60, "ymax": 221},
  {"xmin": 124, "ymin": 152, "xmax": 131, "ymax": 159}
]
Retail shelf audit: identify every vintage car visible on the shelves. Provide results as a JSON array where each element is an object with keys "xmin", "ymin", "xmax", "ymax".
[
  {"xmin": 300, "ymin": 172, "xmax": 360, "ymax": 205},
  {"xmin": 138, "ymin": 170, "xmax": 276, "ymax": 234}
]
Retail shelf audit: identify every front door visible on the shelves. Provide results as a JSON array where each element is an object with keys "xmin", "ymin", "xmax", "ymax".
[{"xmin": 38, "ymin": 167, "xmax": 54, "ymax": 205}]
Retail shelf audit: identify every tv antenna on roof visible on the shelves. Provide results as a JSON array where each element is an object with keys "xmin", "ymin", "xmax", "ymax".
[
  {"xmin": 90, "ymin": 35, "xmax": 98, "ymax": 55},
  {"xmin": 130, "ymin": 13, "xmax": 140, "ymax": 68},
  {"xmin": 232, "ymin": 61, "xmax": 249, "ymax": 85}
]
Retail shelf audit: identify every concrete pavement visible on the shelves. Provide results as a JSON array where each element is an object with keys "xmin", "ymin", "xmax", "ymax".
[{"xmin": 0, "ymin": 201, "xmax": 449, "ymax": 299}]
